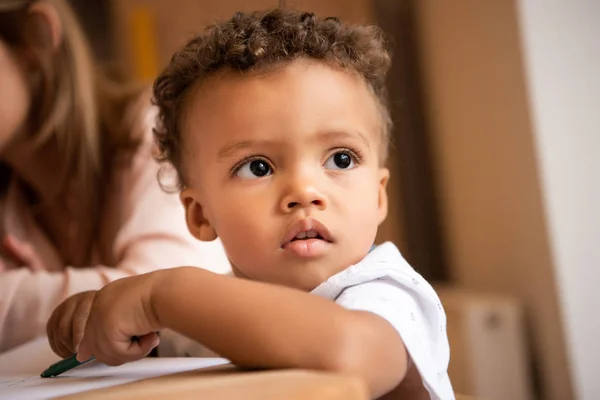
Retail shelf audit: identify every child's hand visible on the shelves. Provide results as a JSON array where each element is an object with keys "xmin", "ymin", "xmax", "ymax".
[
  {"xmin": 76, "ymin": 272, "xmax": 162, "ymax": 366},
  {"xmin": 47, "ymin": 291, "xmax": 97, "ymax": 358}
]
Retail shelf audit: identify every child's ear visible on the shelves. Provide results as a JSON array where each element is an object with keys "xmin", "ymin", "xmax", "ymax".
[
  {"xmin": 180, "ymin": 189, "xmax": 217, "ymax": 241},
  {"xmin": 377, "ymin": 168, "xmax": 390, "ymax": 225}
]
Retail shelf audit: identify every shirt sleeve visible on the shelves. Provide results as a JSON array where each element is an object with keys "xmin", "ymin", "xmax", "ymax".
[
  {"xmin": 335, "ymin": 276, "xmax": 454, "ymax": 400},
  {"xmin": 0, "ymin": 100, "xmax": 231, "ymax": 352}
]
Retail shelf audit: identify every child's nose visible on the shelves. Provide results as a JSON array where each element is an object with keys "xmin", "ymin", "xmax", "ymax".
[{"xmin": 280, "ymin": 176, "xmax": 327, "ymax": 213}]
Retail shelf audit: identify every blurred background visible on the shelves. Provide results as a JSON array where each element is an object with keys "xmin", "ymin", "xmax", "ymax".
[{"xmin": 69, "ymin": 0, "xmax": 599, "ymax": 399}]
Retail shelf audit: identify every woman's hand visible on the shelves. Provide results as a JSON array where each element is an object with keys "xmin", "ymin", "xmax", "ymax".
[
  {"xmin": 1, "ymin": 234, "xmax": 45, "ymax": 271},
  {"xmin": 0, "ymin": 246, "xmax": 18, "ymax": 271},
  {"xmin": 76, "ymin": 271, "xmax": 163, "ymax": 366},
  {"xmin": 47, "ymin": 291, "xmax": 97, "ymax": 358}
]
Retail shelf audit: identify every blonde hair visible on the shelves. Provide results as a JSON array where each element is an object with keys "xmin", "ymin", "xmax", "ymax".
[{"xmin": 0, "ymin": 0, "xmax": 144, "ymax": 262}]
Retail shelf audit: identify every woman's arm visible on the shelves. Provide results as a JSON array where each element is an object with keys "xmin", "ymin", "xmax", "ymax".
[
  {"xmin": 0, "ymin": 115, "xmax": 230, "ymax": 352},
  {"xmin": 0, "ymin": 195, "xmax": 228, "ymax": 353},
  {"xmin": 0, "ymin": 267, "xmax": 127, "ymax": 352}
]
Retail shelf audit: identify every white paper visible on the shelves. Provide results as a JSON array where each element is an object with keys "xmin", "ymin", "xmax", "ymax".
[
  {"xmin": 0, "ymin": 337, "xmax": 229, "ymax": 400},
  {"xmin": 0, "ymin": 336, "xmax": 61, "ymax": 376}
]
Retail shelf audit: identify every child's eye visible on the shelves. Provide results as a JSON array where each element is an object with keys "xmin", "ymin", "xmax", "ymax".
[
  {"xmin": 323, "ymin": 151, "xmax": 357, "ymax": 170},
  {"xmin": 235, "ymin": 159, "xmax": 273, "ymax": 179}
]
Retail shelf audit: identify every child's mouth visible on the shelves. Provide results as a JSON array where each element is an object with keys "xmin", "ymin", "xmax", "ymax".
[
  {"xmin": 290, "ymin": 230, "xmax": 324, "ymax": 241},
  {"xmin": 280, "ymin": 218, "xmax": 334, "ymax": 257},
  {"xmin": 282, "ymin": 235, "xmax": 331, "ymax": 258}
]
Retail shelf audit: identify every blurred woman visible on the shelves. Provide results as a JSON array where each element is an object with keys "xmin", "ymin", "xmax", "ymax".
[{"xmin": 0, "ymin": 0, "xmax": 230, "ymax": 351}]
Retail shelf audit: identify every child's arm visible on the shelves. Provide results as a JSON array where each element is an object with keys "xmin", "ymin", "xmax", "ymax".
[{"xmin": 76, "ymin": 267, "xmax": 408, "ymax": 398}]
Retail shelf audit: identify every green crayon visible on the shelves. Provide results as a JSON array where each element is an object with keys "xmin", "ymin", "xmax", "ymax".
[{"xmin": 40, "ymin": 354, "xmax": 95, "ymax": 378}]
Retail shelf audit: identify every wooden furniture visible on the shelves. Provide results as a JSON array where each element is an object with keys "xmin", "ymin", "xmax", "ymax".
[
  {"xmin": 54, "ymin": 363, "xmax": 475, "ymax": 400},
  {"xmin": 55, "ymin": 364, "xmax": 369, "ymax": 400}
]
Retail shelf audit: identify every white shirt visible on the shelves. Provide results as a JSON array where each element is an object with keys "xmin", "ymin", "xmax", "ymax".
[
  {"xmin": 311, "ymin": 242, "xmax": 454, "ymax": 400},
  {"xmin": 158, "ymin": 242, "xmax": 453, "ymax": 399}
]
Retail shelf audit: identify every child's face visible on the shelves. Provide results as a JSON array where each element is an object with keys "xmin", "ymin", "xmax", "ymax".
[{"xmin": 180, "ymin": 59, "xmax": 389, "ymax": 291}]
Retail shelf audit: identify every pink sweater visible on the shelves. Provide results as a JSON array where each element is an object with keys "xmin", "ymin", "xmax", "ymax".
[{"xmin": 0, "ymin": 102, "xmax": 231, "ymax": 352}]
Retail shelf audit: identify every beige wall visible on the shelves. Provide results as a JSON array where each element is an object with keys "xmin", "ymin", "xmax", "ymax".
[
  {"xmin": 111, "ymin": 0, "xmax": 375, "ymax": 73},
  {"xmin": 414, "ymin": 1, "xmax": 573, "ymax": 399},
  {"xmin": 517, "ymin": 1, "xmax": 600, "ymax": 398},
  {"xmin": 110, "ymin": 0, "xmax": 405, "ymax": 250}
]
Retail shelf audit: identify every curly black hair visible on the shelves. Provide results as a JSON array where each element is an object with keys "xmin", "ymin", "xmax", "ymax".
[{"xmin": 153, "ymin": 8, "xmax": 392, "ymax": 189}]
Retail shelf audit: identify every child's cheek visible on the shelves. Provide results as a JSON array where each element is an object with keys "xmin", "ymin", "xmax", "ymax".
[{"xmin": 218, "ymin": 210, "xmax": 268, "ymax": 263}]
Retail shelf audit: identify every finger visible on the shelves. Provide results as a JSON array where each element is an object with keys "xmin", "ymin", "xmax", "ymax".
[
  {"xmin": 71, "ymin": 295, "xmax": 94, "ymax": 352},
  {"xmin": 47, "ymin": 307, "xmax": 62, "ymax": 355},
  {"xmin": 130, "ymin": 333, "xmax": 160, "ymax": 358},
  {"xmin": 50, "ymin": 319, "xmax": 74, "ymax": 358},
  {"xmin": 2, "ymin": 235, "xmax": 29, "ymax": 265},
  {"xmin": 53, "ymin": 330, "xmax": 75, "ymax": 358},
  {"xmin": 84, "ymin": 333, "xmax": 125, "ymax": 367},
  {"xmin": 76, "ymin": 336, "xmax": 93, "ymax": 363},
  {"xmin": 47, "ymin": 304, "xmax": 76, "ymax": 358},
  {"xmin": 46, "ymin": 312, "xmax": 60, "ymax": 356},
  {"xmin": 0, "ymin": 256, "xmax": 19, "ymax": 270},
  {"xmin": 4, "ymin": 234, "xmax": 45, "ymax": 271},
  {"xmin": 55, "ymin": 339, "xmax": 75, "ymax": 358},
  {"xmin": 100, "ymin": 333, "xmax": 159, "ymax": 366},
  {"xmin": 92, "ymin": 331, "xmax": 127, "ymax": 366},
  {"xmin": 57, "ymin": 302, "xmax": 79, "ymax": 355},
  {"xmin": 72, "ymin": 316, "xmax": 88, "ymax": 353}
]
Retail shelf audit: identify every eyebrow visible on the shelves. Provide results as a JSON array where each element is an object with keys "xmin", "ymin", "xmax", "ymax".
[
  {"xmin": 218, "ymin": 140, "xmax": 271, "ymax": 159},
  {"xmin": 315, "ymin": 130, "xmax": 371, "ymax": 149},
  {"xmin": 217, "ymin": 129, "xmax": 371, "ymax": 160}
]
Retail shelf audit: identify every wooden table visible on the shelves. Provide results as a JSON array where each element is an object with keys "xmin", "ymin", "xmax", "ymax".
[
  {"xmin": 55, "ymin": 364, "xmax": 476, "ymax": 400},
  {"xmin": 1, "ymin": 338, "xmax": 471, "ymax": 399},
  {"xmin": 55, "ymin": 364, "xmax": 368, "ymax": 400}
]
